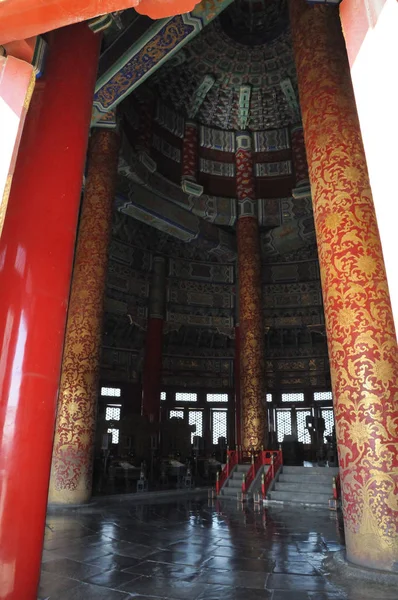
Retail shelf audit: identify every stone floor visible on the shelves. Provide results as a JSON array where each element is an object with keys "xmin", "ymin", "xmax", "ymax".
[{"xmin": 39, "ymin": 494, "xmax": 396, "ymax": 600}]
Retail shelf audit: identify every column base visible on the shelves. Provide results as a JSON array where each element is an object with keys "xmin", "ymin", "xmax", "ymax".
[{"xmin": 326, "ymin": 550, "xmax": 398, "ymax": 582}]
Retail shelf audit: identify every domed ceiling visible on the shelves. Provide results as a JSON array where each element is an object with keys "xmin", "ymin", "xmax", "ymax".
[
  {"xmin": 101, "ymin": 1, "xmax": 330, "ymax": 393},
  {"xmin": 149, "ymin": 0, "xmax": 299, "ymax": 131}
]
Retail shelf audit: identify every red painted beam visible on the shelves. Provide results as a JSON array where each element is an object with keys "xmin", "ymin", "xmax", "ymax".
[{"xmin": 0, "ymin": 0, "xmax": 201, "ymax": 45}]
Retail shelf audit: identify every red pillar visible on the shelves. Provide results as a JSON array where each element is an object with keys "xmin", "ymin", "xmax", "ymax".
[
  {"xmin": 142, "ymin": 256, "xmax": 166, "ymax": 422},
  {"xmin": 290, "ymin": 0, "xmax": 398, "ymax": 571},
  {"xmin": 235, "ymin": 132, "xmax": 266, "ymax": 450},
  {"xmin": 181, "ymin": 121, "xmax": 198, "ymax": 183},
  {"xmin": 234, "ymin": 325, "xmax": 242, "ymax": 446},
  {"xmin": 0, "ymin": 24, "xmax": 100, "ymax": 599}
]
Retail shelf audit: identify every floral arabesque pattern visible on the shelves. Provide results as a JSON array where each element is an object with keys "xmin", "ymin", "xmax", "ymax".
[
  {"xmin": 182, "ymin": 122, "xmax": 198, "ymax": 181},
  {"xmin": 236, "ymin": 147, "xmax": 255, "ymax": 200},
  {"xmin": 48, "ymin": 129, "xmax": 120, "ymax": 504},
  {"xmin": 290, "ymin": 0, "xmax": 398, "ymax": 571},
  {"xmin": 236, "ymin": 139, "xmax": 266, "ymax": 449}
]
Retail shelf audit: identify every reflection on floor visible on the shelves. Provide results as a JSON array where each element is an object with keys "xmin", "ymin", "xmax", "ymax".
[{"xmin": 39, "ymin": 495, "xmax": 396, "ymax": 600}]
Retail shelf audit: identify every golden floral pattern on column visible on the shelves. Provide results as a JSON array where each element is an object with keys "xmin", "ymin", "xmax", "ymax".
[
  {"xmin": 237, "ymin": 216, "xmax": 266, "ymax": 450},
  {"xmin": 290, "ymin": 0, "xmax": 398, "ymax": 571},
  {"xmin": 48, "ymin": 129, "xmax": 120, "ymax": 504}
]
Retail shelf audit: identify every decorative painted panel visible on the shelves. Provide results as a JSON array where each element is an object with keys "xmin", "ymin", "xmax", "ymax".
[
  {"xmin": 200, "ymin": 126, "xmax": 235, "ymax": 152},
  {"xmin": 168, "ymin": 279, "xmax": 234, "ymax": 308},
  {"xmin": 155, "ymin": 101, "xmax": 185, "ymax": 138},
  {"xmin": 168, "ymin": 258, "xmax": 234, "ymax": 283},
  {"xmin": 255, "ymin": 161, "xmax": 292, "ymax": 177},
  {"xmin": 253, "ymin": 128, "xmax": 290, "ymax": 152},
  {"xmin": 199, "ymin": 158, "xmax": 235, "ymax": 177},
  {"xmin": 166, "ymin": 310, "xmax": 234, "ymax": 329},
  {"xmin": 163, "ymin": 356, "xmax": 232, "ymax": 375},
  {"xmin": 162, "ymin": 376, "xmax": 231, "ymax": 388},
  {"xmin": 153, "ymin": 133, "xmax": 181, "ymax": 163}
]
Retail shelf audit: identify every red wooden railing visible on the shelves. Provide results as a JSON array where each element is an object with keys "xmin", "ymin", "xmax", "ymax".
[
  {"xmin": 242, "ymin": 450, "xmax": 283, "ymax": 496},
  {"xmin": 215, "ymin": 447, "xmax": 283, "ymax": 496},
  {"xmin": 333, "ymin": 474, "xmax": 341, "ymax": 500},
  {"xmin": 216, "ymin": 449, "xmax": 239, "ymax": 494}
]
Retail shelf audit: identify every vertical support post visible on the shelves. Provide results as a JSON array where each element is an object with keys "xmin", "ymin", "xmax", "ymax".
[
  {"xmin": 290, "ymin": 0, "xmax": 398, "ymax": 571},
  {"xmin": 48, "ymin": 126, "xmax": 120, "ymax": 505},
  {"xmin": 142, "ymin": 256, "xmax": 166, "ymax": 422},
  {"xmin": 0, "ymin": 23, "xmax": 100, "ymax": 598},
  {"xmin": 235, "ymin": 132, "xmax": 266, "ymax": 450}
]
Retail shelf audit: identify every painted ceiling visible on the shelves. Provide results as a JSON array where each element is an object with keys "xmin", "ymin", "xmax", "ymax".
[
  {"xmin": 149, "ymin": 0, "xmax": 299, "ymax": 131},
  {"xmin": 100, "ymin": 1, "xmax": 330, "ymax": 391}
]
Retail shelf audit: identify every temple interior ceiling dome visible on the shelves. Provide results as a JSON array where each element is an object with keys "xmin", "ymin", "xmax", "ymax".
[{"xmin": 149, "ymin": 0, "xmax": 299, "ymax": 131}]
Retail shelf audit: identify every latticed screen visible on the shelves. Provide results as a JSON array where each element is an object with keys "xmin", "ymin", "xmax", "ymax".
[
  {"xmin": 296, "ymin": 410, "xmax": 312, "ymax": 444},
  {"xmin": 266, "ymin": 394, "xmax": 272, "ymax": 403},
  {"xmin": 212, "ymin": 410, "xmax": 228, "ymax": 444},
  {"xmin": 322, "ymin": 408, "xmax": 335, "ymax": 442},
  {"xmin": 207, "ymin": 394, "xmax": 228, "ymax": 402},
  {"xmin": 276, "ymin": 410, "xmax": 292, "ymax": 442},
  {"xmin": 161, "ymin": 392, "xmax": 166, "ymax": 401},
  {"xmin": 105, "ymin": 405, "xmax": 121, "ymax": 421},
  {"xmin": 101, "ymin": 387, "xmax": 121, "ymax": 397},
  {"xmin": 314, "ymin": 391, "xmax": 333, "ymax": 401},
  {"xmin": 189, "ymin": 410, "xmax": 203, "ymax": 443},
  {"xmin": 281, "ymin": 392, "xmax": 304, "ymax": 402},
  {"xmin": 170, "ymin": 409, "xmax": 184, "ymax": 420},
  {"xmin": 175, "ymin": 392, "xmax": 197, "ymax": 402},
  {"xmin": 107, "ymin": 428, "xmax": 119, "ymax": 444}
]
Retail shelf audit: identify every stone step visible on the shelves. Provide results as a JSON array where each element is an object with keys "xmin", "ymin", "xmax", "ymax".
[
  {"xmin": 235, "ymin": 465, "xmax": 251, "ymax": 473},
  {"xmin": 231, "ymin": 472, "xmax": 246, "ymax": 479},
  {"xmin": 220, "ymin": 487, "xmax": 240, "ymax": 497},
  {"xmin": 268, "ymin": 490, "xmax": 331, "ymax": 506},
  {"xmin": 274, "ymin": 481, "xmax": 332, "ymax": 493},
  {"xmin": 282, "ymin": 466, "xmax": 339, "ymax": 475},
  {"xmin": 226, "ymin": 479, "xmax": 242, "ymax": 488},
  {"xmin": 278, "ymin": 473, "xmax": 336, "ymax": 484}
]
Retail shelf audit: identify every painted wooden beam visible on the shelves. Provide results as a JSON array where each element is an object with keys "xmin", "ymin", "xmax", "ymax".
[{"xmin": 0, "ymin": 0, "xmax": 202, "ymax": 45}]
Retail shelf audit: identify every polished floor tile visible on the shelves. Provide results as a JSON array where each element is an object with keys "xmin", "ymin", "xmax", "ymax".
[{"xmin": 38, "ymin": 497, "xmax": 396, "ymax": 600}]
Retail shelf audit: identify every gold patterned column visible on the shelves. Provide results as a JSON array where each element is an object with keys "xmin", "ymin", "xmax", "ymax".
[
  {"xmin": 290, "ymin": 0, "xmax": 398, "ymax": 571},
  {"xmin": 235, "ymin": 132, "xmax": 266, "ymax": 450},
  {"xmin": 48, "ymin": 127, "xmax": 120, "ymax": 504}
]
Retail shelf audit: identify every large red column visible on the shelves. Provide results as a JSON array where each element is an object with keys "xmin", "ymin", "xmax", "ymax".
[
  {"xmin": 234, "ymin": 325, "xmax": 242, "ymax": 447},
  {"xmin": 340, "ymin": 0, "xmax": 398, "ymax": 333},
  {"xmin": 0, "ymin": 24, "xmax": 100, "ymax": 599},
  {"xmin": 235, "ymin": 132, "xmax": 266, "ymax": 450},
  {"xmin": 290, "ymin": 0, "xmax": 398, "ymax": 571},
  {"xmin": 142, "ymin": 256, "xmax": 167, "ymax": 422}
]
